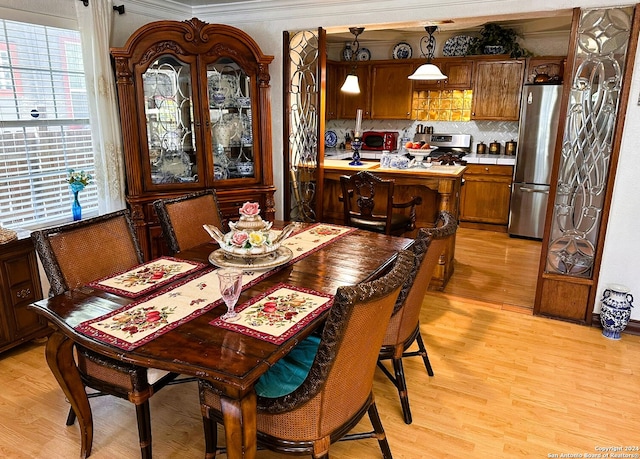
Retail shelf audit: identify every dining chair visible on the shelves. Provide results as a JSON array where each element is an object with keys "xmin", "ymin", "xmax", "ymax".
[
  {"xmin": 340, "ymin": 170, "xmax": 422, "ymax": 235},
  {"xmin": 377, "ymin": 210, "xmax": 458, "ymax": 424},
  {"xmin": 199, "ymin": 249, "xmax": 416, "ymax": 459},
  {"xmin": 31, "ymin": 209, "xmax": 182, "ymax": 459},
  {"xmin": 154, "ymin": 189, "xmax": 224, "ymax": 254}
]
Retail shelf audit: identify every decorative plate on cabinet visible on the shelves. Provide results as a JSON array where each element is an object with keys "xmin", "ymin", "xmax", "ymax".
[
  {"xmin": 442, "ymin": 35, "xmax": 476, "ymax": 57},
  {"xmin": 356, "ymin": 48, "xmax": 371, "ymax": 61},
  {"xmin": 392, "ymin": 42, "xmax": 413, "ymax": 59},
  {"xmin": 324, "ymin": 130, "xmax": 338, "ymax": 148}
]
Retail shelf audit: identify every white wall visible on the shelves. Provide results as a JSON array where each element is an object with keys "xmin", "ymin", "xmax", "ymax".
[{"xmin": 2, "ymin": 0, "xmax": 638, "ymax": 319}]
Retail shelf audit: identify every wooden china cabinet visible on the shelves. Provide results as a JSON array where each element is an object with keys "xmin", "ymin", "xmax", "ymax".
[{"xmin": 112, "ymin": 18, "xmax": 275, "ymax": 259}]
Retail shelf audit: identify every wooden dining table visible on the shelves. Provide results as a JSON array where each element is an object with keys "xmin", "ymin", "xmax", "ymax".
[{"xmin": 27, "ymin": 222, "xmax": 412, "ymax": 459}]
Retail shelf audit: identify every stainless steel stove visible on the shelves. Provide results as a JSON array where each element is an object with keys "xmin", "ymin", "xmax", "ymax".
[{"xmin": 413, "ymin": 133, "xmax": 472, "ymax": 158}]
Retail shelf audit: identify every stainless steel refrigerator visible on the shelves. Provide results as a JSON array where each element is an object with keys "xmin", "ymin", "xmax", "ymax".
[{"xmin": 508, "ymin": 84, "xmax": 563, "ymax": 239}]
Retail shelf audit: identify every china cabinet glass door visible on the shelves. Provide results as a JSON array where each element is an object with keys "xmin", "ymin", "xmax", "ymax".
[
  {"xmin": 207, "ymin": 58, "xmax": 255, "ymax": 181},
  {"xmin": 142, "ymin": 55, "xmax": 198, "ymax": 185}
]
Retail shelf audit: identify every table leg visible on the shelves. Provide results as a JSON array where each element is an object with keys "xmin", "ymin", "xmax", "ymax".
[
  {"xmin": 220, "ymin": 391, "xmax": 257, "ymax": 459},
  {"xmin": 45, "ymin": 330, "xmax": 93, "ymax": 458}
]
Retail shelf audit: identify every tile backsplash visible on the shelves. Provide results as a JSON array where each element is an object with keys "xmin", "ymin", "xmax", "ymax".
[
  {"xmin": 326, "ymin": 118, "xmax": 519, "ymax": 153},
  {"xmin": 413, "ymin": 90, "xmax": 473, "ymax": 122}
]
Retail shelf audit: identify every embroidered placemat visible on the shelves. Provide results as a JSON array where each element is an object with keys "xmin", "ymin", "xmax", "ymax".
[
  {"xmin": 77, "ymin": 267, "xmax": 269, "ymax": 350},
  {"xmin": 280, "ymin": 223, "xmax": 355, "ymax": 265},
  {"xmin": 87, "ymin": 257, "xmax": 206, "ymax": 298},
  {"xmin": 210, "ymin": 283, "xmax": 334, "ymax": 344}
]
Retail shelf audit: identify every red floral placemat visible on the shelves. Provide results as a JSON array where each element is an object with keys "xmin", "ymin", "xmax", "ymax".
[
  {"xmin": 210, "ymin": 283, "xmax": 334, "ymax": 344},
  {"xmin": 87, "ymin": 256, "xmax": 206, "ymax": 298}
]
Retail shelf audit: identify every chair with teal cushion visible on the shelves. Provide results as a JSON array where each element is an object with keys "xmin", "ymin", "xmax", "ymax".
[{"xmin": 199, "ymin": 249, "xmax": 415, "ymax": 458}]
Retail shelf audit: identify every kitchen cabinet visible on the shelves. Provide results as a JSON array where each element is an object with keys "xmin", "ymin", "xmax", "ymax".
[
  {"xmin": 0, "ymin": 235, "xmax": 48, "ymax": 354},
  {"xmin": 412, "ymin": 59, "xmax": 473, "ymax": 91},
  {"xmin": 325, "ymin": 62, "xmax": 339, "ymax": 120},
  {"xmin": 337, "ymin": 63, "xmax": 371, "ymax": 119},
  {"xmin": 334, "ymin": 60, "xmax": 414, "ymax": 120},
  {"xmin": 471, "ymin": 59, "xmax": 525, "ymax": 120},
  {"xmin": 370, "ymin": 62, "xmax": 414, "ymax": 119},
  {"xmin": 459, "ymin": 164, "xmax": 513, "ymax": 229},
  {"xmin": 111, "ymin": 18, "xmax": 276, "ymax": 260},
  {"xmin": 525, "ymin": 56, "xmax": 566, "ymax": 84}
]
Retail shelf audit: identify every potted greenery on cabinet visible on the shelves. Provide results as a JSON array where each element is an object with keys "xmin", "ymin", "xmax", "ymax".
[{"xmin": 467, "ymin": 23, "xmax": 531, "ymax": 58}]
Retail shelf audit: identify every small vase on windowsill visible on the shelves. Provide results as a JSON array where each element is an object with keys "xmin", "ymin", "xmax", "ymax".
[{"xmin": 70, "ymin": 182, "xmax": 85, "ymax": 221}]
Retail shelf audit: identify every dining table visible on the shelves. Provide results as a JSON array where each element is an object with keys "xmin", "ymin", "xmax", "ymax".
[{"xmin": 27, "ymin": 221, "xmax": 412, "ymax": 459}]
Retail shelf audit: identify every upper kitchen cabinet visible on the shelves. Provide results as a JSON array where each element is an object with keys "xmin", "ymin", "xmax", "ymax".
[
  {"xmin": 336, "ymin": 63, "xmax": 371, "ymax": 119},
  {"xmin": 334, "ymin": 60, "xmax": 414, "ymax": 120},
  {"xmin": 412, "ymin": 59, "xmax": 473, "ymax": 91},
  {"xmin": 525, "ymin": 56, "xmax": 566, "ymax": 84},
  {"xmin": 112, "ymin": 18, "xmax": 276, "ymax": 259},
  {"xmin": 471, "ymin": 58, "xmax": 525, "ymax": 120},
  {"xmin": 370, "ymin": 62, "xmax": 414, "ymax": 119},
  {"xmin": 325, "ymin": 61, "xmax": 339, "ymax": 119}
]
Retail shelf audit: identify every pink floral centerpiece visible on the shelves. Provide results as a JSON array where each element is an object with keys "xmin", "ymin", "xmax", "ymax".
[{"xmin": 203, "ymin": 202, "xmax": 296, "ymax": 258}]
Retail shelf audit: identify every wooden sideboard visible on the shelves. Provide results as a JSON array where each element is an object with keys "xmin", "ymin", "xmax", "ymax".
[
  {"xmin": 0, "ymin": 234, "xmax": 48, "ymax": 354},
  {"xmin": 319, "ymin": 160, "xmax": 465, "ymax": 289}
]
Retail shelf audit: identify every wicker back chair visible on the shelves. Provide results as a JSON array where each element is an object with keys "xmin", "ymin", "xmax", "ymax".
[
  {"xmin": 154, "ymin": 189, "xmax": 224, "ymax": 254},
  {"xmin": 31, "ymin": 209, "xmax": 181, "ymax": 459},
  {"xmin": 377, "ymin": 210, "xmax": 458, "ymax": 424},
  {"xmin": 340, "ymin": 170, "xmax": 422, "ymax": 235},
  {"xmin": 199, "ymin": 249, "xmax": 416, "ymax": 459}
]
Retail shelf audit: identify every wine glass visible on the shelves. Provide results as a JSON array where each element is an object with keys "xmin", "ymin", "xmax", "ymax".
[{"xmin": 216, "ymin": 268, "xmax": 243, "ymax": 322}]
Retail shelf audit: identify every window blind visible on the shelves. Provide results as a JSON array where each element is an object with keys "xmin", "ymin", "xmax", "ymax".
[{"xmin": 0, "ymin": 19, "xmax": 96, "ymax": 229}]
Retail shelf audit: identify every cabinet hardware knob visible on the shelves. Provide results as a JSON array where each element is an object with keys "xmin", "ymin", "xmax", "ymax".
[
  {"xmin": 485, "ymin": 167, "xmax": 489, "ymax": 171},
  {"xmin": 16, "ymin": 288, "xmax": 31, "ymax": 299}
]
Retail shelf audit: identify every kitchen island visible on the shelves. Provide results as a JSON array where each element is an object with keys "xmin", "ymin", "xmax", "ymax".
[{"xmin": 319, "ymin": 159, "xmax": 465, "ymax": 289}]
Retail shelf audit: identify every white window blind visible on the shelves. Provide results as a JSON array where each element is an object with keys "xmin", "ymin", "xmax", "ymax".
[{"xmin": 0, "ymin": 18, "xmax": 96, "ymax": 229}]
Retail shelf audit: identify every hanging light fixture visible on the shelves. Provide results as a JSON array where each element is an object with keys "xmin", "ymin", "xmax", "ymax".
[
  {"xmin": 340, "ymin": 27, "xmax": 364, "ymax": 93},
  {"xmin": 408, "ymin": 26, "xmax": 447, "ymax": 80}
]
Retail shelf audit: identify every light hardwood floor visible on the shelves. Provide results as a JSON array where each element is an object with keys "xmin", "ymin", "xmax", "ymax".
[
  {"xmin": 1, "ymin": 229, "xmax": 639, "ymax": 458},
  {"xmin": 443, "ymin": 227, "xmax": 542, "ymax": 312}
]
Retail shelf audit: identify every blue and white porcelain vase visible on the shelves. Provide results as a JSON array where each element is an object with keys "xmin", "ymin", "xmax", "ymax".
[{"xmin": 600, "ymin": 284, "xmax": 634, "ymax": 340}]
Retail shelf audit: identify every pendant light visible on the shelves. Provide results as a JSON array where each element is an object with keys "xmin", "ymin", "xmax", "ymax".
[
  {"xmin": 340, "ymin": 27, "xmax": 364, "ymax": 93},
  {"xmin": 408, "ymin": 26, "xmax": 447, "ymax": 80}
]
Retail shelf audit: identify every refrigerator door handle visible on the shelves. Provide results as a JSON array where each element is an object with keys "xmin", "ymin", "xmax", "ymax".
[{"xmin": 519, "ymin": 186, "xmax": 549, "ymax": 194}]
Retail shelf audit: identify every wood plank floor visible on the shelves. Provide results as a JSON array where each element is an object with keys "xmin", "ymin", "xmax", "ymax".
[
  {"xmin": 442, "ymin": 227, "xmax": 542, "ymax": 313},
  {"xmin": 2, "ymin": 229, "xmax": 639, "ymax": 458}
]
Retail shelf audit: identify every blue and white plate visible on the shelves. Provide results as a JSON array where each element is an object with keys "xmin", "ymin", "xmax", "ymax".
[
  {"xmin": 356, "ymin": 48, "xmax": 371, "ymax": 61},
  {"xmin": 442, "ymin": 35, "xmax": 476, "ymax": 57},
  {"xmin": 324, "ymin": 130, "xmax": 338, "ymax": 148},
  {"xmin": 392, "ymin": 42, "xmax": 413, "ymax": 59}
]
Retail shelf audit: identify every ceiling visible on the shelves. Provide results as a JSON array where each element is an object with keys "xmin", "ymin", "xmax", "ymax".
[{"xmin": 164, "ymin": 1, "xmax": 572, "ymax": 43}]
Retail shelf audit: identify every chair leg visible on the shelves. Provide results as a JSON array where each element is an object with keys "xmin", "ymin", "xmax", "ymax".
[
  {"xmin": 367, "ymin": 402, "xmax": 393, "ymax": 459},
  {"xmin": 134, "ymin": 401, "xmax": 152, "ymax": 459},
  {"xmin": 202, "ymin": 416, "xmax": 218, "ymax": 459},
  {"xmin": 415, "ymin": 333, "xmax": 434, "ymax": 376},
  {"xmin": 391, "ymin": 357, "xmax": 412, "ymax": 424},
  {"xmin": 66, "ymin": 406, "xmax": 77, "ymax": 426}
]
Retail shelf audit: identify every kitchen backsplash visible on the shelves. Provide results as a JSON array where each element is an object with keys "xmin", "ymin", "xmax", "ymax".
[
  {"xmin": 326, "ymin": 118, "xmax": 519, "ymax": 152},
  {"xmin": 413, "ymin": 90, "xmax": 473, "ymax": 122}
]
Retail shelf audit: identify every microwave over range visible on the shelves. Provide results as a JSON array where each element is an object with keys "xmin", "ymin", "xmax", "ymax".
[{"xmin": 361, "ymin": 131, "xmax": 399, "ymax": 151}]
